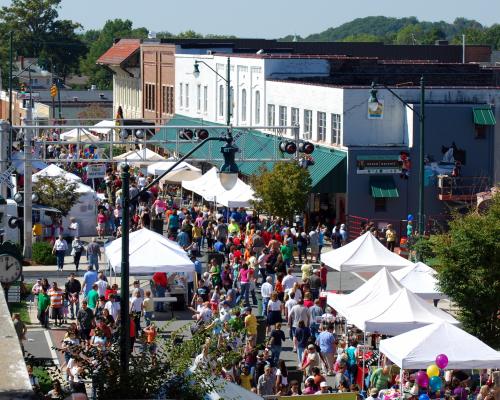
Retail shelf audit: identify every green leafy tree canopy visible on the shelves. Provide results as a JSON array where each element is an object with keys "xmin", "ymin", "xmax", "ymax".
[
  {"xmin": 33, "ymin": 175, "xmax": 81, "ymax": 216},
  {"xmin": 433, "ymin": 193, "xmax": 500, "ymax": 348},
  {"xmin": 0, "ymin": 0, "xmax": 86, "ymax": 80},
  {"xmin": 250, "ymin": 161, "xmax": 312, "ymax": 224}
]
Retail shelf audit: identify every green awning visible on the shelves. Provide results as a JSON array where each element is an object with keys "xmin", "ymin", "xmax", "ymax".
[
  {"xmin": 370, "ymin": 176, "xmax": 399, "ymax": 198},
  {"xmin": 473, "ymin": 108, "xmax": 496, "ymax": 126},
  {"xmin": 151, "ymin": 114, "xmax": 347, "ymax": 192}
]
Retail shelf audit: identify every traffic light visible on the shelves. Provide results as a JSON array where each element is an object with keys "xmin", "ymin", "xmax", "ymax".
[
  {"xmin": 50, "ymin": 84, "xmax": 58, "ymax": 98},
  {"xmin": 298, "ymin": 141, "xmax": 315, "ymax": 154},
  {"xmin": 279, "ymin": 141, "xmax": 297, "ymax": 154},
  {"xmin": 179, "ymin": 129, "xmax": 194, "ymax": 140},
  {"xmin": 20, "ymin": 83, "xmax": 26, "ymax": 93},
  {"xmin": 196, "ymin": 129, "xmax": 209, "ymax": 140}
]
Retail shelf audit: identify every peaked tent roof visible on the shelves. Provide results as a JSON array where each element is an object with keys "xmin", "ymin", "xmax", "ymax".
[
  {"xmin": 114, "ymin": 148, "xmax": 166, "ymax": 163},
  {"xmin": 91, "ymin": 120, "xmax": 115, "ymax": 135},
  {"xmin": 104, "ymin": 228, "xmax": 194, "ymax": 275},
  {"xmin": 348, "ymin": 287, "xmax": 459, "ymax": 335},
  {"xmin": 327, "ymin": 267, "xmax": 403, "ymax": 317},
  {"xmin": 321, "ymin": 231, "xmax": 414, "ymax": 272},
  {"xmin": 32, "ymin": 164, "xmax": 82, "ymax": 183},
  {"xmin": 182, "ymin": 167, "xmax": 255, "ymax": 207},
  {"xmin": 60, "ymin": 128, "xmax": 100, "ymax": 143},
  {"xmin": 392, "ymin": 262, "xmax": 446, "ymax": 300},
  {"xmin": 146, "ymin": 160, "xmax": 202, "ymax": 183},
  {"xmin": 379, "ymin": 322, "xmax": 500, "ymax": 369}
]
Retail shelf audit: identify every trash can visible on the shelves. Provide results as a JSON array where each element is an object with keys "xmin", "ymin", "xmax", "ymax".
[
  {"xmin": 256, "ymin": 316, "xmax": 267, "ymax": 346},
  {"xmin": 151, "ymin": 218, "xmax": 164, "ymax": 235}
]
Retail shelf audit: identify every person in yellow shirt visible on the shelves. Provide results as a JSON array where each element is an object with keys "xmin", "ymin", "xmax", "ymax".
[
  {"xmin": 244, "ymin": 307, "xmax": 257, "ymax": 346},
  {"xmin": 239, "ymin": 365, "xmax": 254, "ymax": 391},
  {"xmin": 32, "ymin": 222, "xmax": 43, "ymax": 242},
  {"xmin": 228, "ymin": 218, "xmax": 240, "ymax": 237},
  {"xmin": 301, "ymin": 262, "xmax": 313, "ymax": 281},
  {"xmin": 385, "ymin": 224, "xmax": 397, "ymax": 252}
]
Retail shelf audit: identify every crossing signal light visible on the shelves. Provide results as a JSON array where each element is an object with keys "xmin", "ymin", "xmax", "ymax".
[
  {"xmin": 196, "ymin": 129, "xmax": 209, "ymax": 140},
  {"xmin": 50, "ymin": 84, "xmax": 58, "ymax": 98},
  {"xmin": 279, "ymin": 141, "xmax": 297, "ymax": 154},
  {"xmin": 299, "ymin": 141, "xmax": 315, "ymax": 154},
  {"xmin": 179, "ymin": 129, "xmax": 194, "ymax": 140},
  {"xmin": 8, "ymin": 216, "xmax": 22, "ymax": 229}
]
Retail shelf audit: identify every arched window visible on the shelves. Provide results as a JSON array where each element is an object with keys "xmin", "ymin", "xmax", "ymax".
[
  {"xmin": 255, "ymin": 90, "xmax": 261, "ymax": 124},
  {"xmin": 241, "ymin": 89, "xmax": 247, "ymax": 121},
  {"xmin": 219, "ymin": 85, "xmax": 224, "ymax": 117}
]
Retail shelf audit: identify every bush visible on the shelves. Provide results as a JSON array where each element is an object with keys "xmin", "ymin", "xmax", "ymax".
[{"xmin": 32, "ymin": 242, "xmax": 56, "ymax": 265}]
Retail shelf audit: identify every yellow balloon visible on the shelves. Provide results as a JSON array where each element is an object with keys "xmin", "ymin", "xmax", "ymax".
[{"xmin": 427, "ymin": 364, "xmax": 440, "ymax": 378}]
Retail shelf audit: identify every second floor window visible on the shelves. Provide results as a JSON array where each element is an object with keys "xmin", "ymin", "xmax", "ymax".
[
  {"xmin": 179, "ymin": 83, "xmax": 183, "ymax": 108},
  {"xmin": 267, "ymin": 104, "xmax": 275, "ymax": 126},
  {"xmin": 304, "ymin": 109, "xmax": 312, "ymax": 139},
  {"xmin": 317, "ymin": 111, "xmax": 326, "ymax": 141},
  {"xmin": 145, "ymin": 83, "xmax": 156, "ymax": 111},
  {"xmin": 197, "ymin": 84, "xmax": 201, "ymax": 112},
  {"xmin": 255, "ymin": 91, "xmax": 261, "ymax": 124},
  {"xmin": 162, "ymin": 85, "xmax": 173, "ymax": 114},
  {"xmin": 279, "ymin": 106, "xmax": 287, "ymax": 128},
  {"xmin": 203, "ymin": 86, "xmax": 208, "ymax": 113},
  {"xmin": 219, "ymin": 85, "xmax": 224, "ymax": 117},
  {"xmin": 331, "ymin": 113, "xmax": 342, "ymax": 145},
  {"xmin": 185, "ymin": 83, "xmax": 189, "ymax": 109},
  {"xmin": 241, "ymin": 89, "xmax": 247, "ymax": 121}
]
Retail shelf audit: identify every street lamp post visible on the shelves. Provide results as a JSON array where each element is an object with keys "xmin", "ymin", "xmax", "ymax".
[
  {"xmin": 23, "ymin": 67, "xmax": 34, "ymax": 258},
  {"xmin": 369, "ymin": 76, "xmax": 426, "ymax": 245}
]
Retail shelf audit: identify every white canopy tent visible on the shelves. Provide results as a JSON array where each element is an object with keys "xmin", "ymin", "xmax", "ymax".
[
  {"xmin": 11, "ymin": 151, "xmax": 47, "ymax": 174},
  {"xmin": 347, "ymin": 287, "xmax": 459, "ymax": 336},
  {"xmin": 182, "ymin": 167, "xmax": 255, "ymax": 207},
  {"xmin": 114, "ymin": 148, "xmax": 166, "ymax": 166},
  {"xmin": 392, "ymin": 262, "xmax": 446, "ymax": 300},
  {"xmin": 32, "ymin": 164, "xmax": 82, "ymax": 183},
  {"xmin": 147, "ymin": 160, "xmax": 202, "ymax": 183},
  {"xmin": 91, "ymin": 120, "xmax": 115, "ymax": 136},
  {"xmin": 32, "ymin": 165, "xmax": 98, "ymax": 236},
  {"xmin": 60, "ymin": 128, "xmax": 100, "ymax": 142},
  {"xmin": 206, "ymin": 379, "xmax": 263, "ymax": 400},
  {"xmin": 104, "ymin": 228, "xmax": 195, "ymax": 275},
  {"xmin": 327, "ymin": 268, "xmax": 403, "ymax": 317},
  {"xmin": 321, "ymin": 231, "xmax": 414, "ymax": 273},
  {"xmin": 380, "ymin": 322, "xmax": 500, "ymax": 369}
]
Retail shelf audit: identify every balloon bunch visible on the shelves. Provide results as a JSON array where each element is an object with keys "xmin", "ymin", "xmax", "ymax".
[{"xmin": 415, "ymin": 354, "xmax": 448, "ymax": 400}]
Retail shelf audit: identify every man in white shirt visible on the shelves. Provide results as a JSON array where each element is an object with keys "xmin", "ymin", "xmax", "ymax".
[
  {"xmin": 104, "ymin": 294, "xmax": 121, "ymax": 322},
  {"xmin": 288, "ymin": 299, "xmax": 310, "ymax": 352},
  {"xmin": 285, "ymin": 291, "xmax": 298, "ymax": 341},
  {"xmin": 96, "ymin": 273, "xmax": 107, "ymax": 298},
  {"xmin": 260, "ymin": 276, "xmax": 273, "ymax": 317},
  {"xmin": 282, "ymin": 269, "xmax": 298, "ymax": 295},
  {"xmin": 52, "ymin": 235, "xmax": 68, "ymax": 271}
]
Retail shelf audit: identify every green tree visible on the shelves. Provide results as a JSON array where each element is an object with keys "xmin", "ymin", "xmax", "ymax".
[
  {"xmin": 250, "ymin": 161, "xmax": 312, "ymax": 224},
  {"xmin": 0, "ymin": 0, "xmax": 86, "ymax": 80},
  {"xmin": 340, "ymin": 33, "xmax": 383, "ymax": 42},
  {"xmin": 433, "ymin": 193, "xmax": 500, "ymax": 348},
  {"xmin": 33, "ymin": 176, "xmax": 81, "ymax": 216},
  {"xmin": 395, "ymin": 24, "xmax": 424, "ymax": 44},
  {"xmin": 80, "ymin": 19, "xmax": 148, "ymax": 90}
]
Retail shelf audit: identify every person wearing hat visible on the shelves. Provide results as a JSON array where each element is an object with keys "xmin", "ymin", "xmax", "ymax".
[
  {"xmin": 316, "ymin": 381, "xmax": 332, "ymax": 394},
  {"xmin": 303, "ymin": 344, "xmax": 321, "ymax": 377},
  {"xmin": 385, "ymin": 224, "xmax": 397, "ymax": 252}
]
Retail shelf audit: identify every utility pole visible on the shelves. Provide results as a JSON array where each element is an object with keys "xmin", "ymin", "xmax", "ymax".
[
  {"xmin": 23, "ymin": 69, "xmax": 33, "ymax": 258},
  {"xmin": 418, "ymin": 76, "xmax": 425, "ymax": 242},
  {"xmin": 8, "ymin": 31, "xmax": 13, "ymax": 162},
  {"xmin": 226, "ymin": 57, "xmax": 231, "ymax": 127}
]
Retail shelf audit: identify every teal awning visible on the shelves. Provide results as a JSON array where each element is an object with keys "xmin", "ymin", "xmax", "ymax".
[
  {"xmin": 370, "ymin": 176, "xmax": 399, "ymax": 198},
  {"xmin": 473, "ymin": 107, "xmax": 496, "ymax": 126},
  {"xmin": 151, "ymin": 114, "xmax": 347, "ymax": 193}
]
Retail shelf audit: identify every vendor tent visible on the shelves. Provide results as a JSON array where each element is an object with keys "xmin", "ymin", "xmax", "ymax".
[
  {"xmin": 348, "ymin": 287, "xmax": 459, "ymax": 335},
  {"xmin": 60, "ymin": 128, "xmax": 100, "ymax": 142},
  {"xmin": 392, "ymin": 262, "xmax": 446, "ymax": 300},
  {"xmin": 114, "ymin": 148, "xmax": 166, "ymax": 165},
  {"xmin": 91, "ymin": 120, "xmax": 115, "ymax": 135},
  {"xmin": 327, "ymin": 267, "xmax": 403, "ymax": 317},
  {"xmin": 105, "ymin": 228, "xmax": 195, "ymax": 275},
  {"xmin": 32, "ymin": 165, "xmax": 98, "ymax": 236},
  {"xmin": 321, "ymin": 231, "xmax": 414, "ymax": 273},
  {"xmin": 33, "ymin": 164, "xmax": 82, "ymax": 183},
  {"xmin": 379, "ymin": 322, "xmax": 500, "ymax": 369},
  {"xmin": 182, "ymin": 167, "xmax": 255, "ymax": 207},
  {"xmin": 147, "ymin": 160, "xmax": 201, "ymax": 183},
  {"xmin": 206, "ymin": 379, "xmax": 263, "ymax": 400}
]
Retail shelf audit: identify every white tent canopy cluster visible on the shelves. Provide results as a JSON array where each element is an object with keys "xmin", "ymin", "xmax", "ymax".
[
  {"xmin": 147, "ymin": 160, "xmax": 202, "ymax": 183},
  {"xmin": 324, "ymin": 230, "xmax": 500, "ymax": 370},
  {"xmin": 182, "ymin": 167, "xmax": 255, "ymax": 208}
]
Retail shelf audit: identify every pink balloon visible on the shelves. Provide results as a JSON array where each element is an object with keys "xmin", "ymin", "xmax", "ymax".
[
  {"xmin": 416, "ymin": 371, "xmax": 429, "ymax": 388},
  {"xmin": 435, "ymin": 354, "xmax": 449, "ymax": 369}
]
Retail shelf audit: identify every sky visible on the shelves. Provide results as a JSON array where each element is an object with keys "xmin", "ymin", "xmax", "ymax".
[{"xmin": 0, "ymin": 0, "xmax": 499, "ymax": 38}]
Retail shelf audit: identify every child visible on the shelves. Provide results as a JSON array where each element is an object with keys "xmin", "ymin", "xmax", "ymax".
[
  {"xmin": 143, "ymin": 323, "xmax": 157, "ymax": 365},
  {"xmin": 62, "ymin": 297, "xmax": 69, "ymax": 324},
  {"xmin": 143, "ymin": 290, "xmax": 154, "ymax": 326}
]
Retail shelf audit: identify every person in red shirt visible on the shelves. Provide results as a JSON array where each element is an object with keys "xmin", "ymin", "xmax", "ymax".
[
  {"xmin": 129, "ymin": 314, "xmax": 136, "ymax": 354},
  {"xmin": 152, "ymin": 272, "xmax": 168, "ymax": 312},
  {"xmin": 319, "ymin": 262, "xmax": 328, "ymax": 291},
  {"xmin": 262, "ymin": 230, "xmax": 272, "ymax": 246},
  {"xmin": 104, "ymin": 283, "xmax": 118, "ymax": 301}
]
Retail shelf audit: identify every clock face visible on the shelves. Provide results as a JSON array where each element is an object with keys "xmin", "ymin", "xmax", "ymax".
[{"xmin": 0, "ymin": 254, "xmax": 22, "ymax": 284}]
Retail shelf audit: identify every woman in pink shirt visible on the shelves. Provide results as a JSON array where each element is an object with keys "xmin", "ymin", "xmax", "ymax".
[
  {"xmin": 153, "ymin": 197, "xmax": 167, "ymax": 218},
  {"xmin": 238, "ymin": 263, "xmax": 251, "ymax": 307},
  {"xmin": 96, "ymin": 209, "xmax": 107, "ymax": 239}
]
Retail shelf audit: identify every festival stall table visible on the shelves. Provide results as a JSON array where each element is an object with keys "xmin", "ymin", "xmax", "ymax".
[
  {"xmin": 391, "ymin": 262, "xmax": 447, "ymax": 300},
  {"xmin": 379, "ymin": 321, "xmax": 500, "ymax": 369},
  {"xmin": 104, "ymin": 229, "xmax": 195, "ymax": 310}
]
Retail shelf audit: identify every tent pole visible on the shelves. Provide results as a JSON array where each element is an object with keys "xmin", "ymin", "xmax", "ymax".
[{"xmin": 362, "ymin": 331, "xmax": 367, "ymax": 392}]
